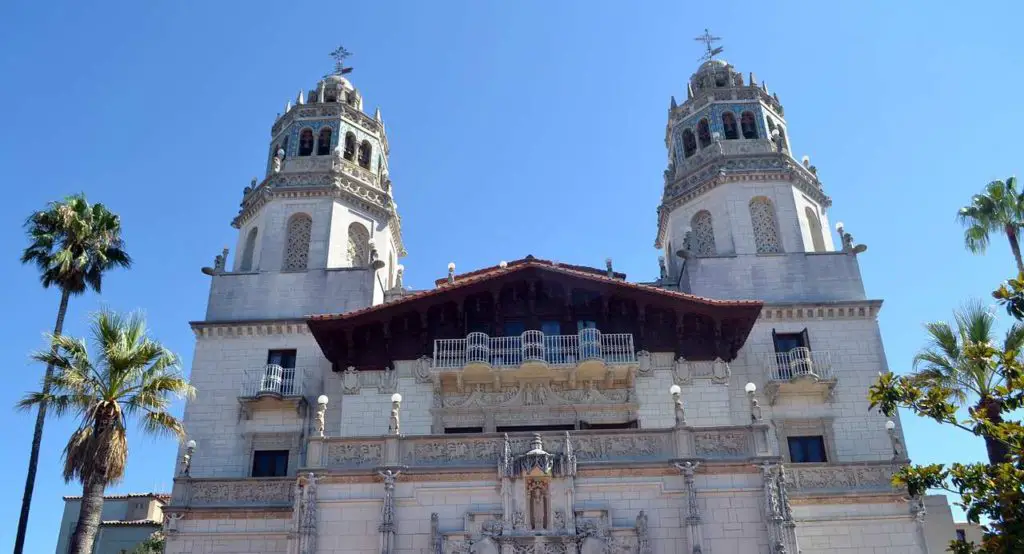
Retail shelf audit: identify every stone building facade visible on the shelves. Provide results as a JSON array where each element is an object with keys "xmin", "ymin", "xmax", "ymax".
[{"xmin": 164, "ymin": 49, "xmax": 954, "ymax": 554}]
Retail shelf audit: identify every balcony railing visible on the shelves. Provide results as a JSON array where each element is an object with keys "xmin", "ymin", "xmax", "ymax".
[
  {"xmin": 240, "ymin": 364, "xmax": 306, "ymax": 398},
  {"xmin": 433, "ymin": 330, "xmax": 636, "ymax": 370},
  {"xmin": 764, "ymin": 348, "xmax": 834, "ymax": 382}
]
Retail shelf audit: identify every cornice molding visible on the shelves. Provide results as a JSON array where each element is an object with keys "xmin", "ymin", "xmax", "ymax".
[
  {"xmin": 191, "ymin": 319, "xmax": 311, "ymax": 339},
  {"xmin": 759, "ymin": 299, "xmax": 884, "ymax": 321}
]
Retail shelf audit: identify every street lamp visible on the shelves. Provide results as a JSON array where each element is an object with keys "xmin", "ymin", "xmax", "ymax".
[
  {"xmin": 745, "ymin": 382, "xmax": 762, "ymax": 422},
  {"xmin": 316, "ymin": 395, "xmax": 329, "ymax": 438},
  {"xmin": 389, "ymin": 393, "xmax": 403, "ymax": 435},
  {"xmin": 181, "ymin": 439, "xmax": 197, "ymax": 476},
  {"xmin": 669, "ymin": 384, "xmax": 685, "ymax": 426}
]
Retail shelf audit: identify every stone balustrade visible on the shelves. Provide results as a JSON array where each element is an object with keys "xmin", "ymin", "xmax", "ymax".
[{"xmin": 305, "ymin": 425, "xmax": 772, "ymax": 470}]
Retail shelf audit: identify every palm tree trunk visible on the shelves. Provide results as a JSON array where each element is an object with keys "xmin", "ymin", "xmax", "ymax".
[
  {"xmin": 69, "ymin": 477, "xmax": 107, "ymax": 554},
  {"xmin": 13, "ymin": 288, "xmax": 71, "ymax": 554},
  {"xmin": 1005, "ymin": 224, "xmax": 1024, "ymax": 276},
  {"xmin": 980, "ymin": 396, "xmax": 1010, "ymax": 465}
]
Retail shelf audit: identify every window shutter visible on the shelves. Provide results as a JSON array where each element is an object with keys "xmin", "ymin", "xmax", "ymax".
[{"xmin": 800, "ymin": 327, "xmax": 812, "ymax": 350}]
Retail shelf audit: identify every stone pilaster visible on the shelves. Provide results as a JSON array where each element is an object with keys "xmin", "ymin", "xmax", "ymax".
[
  {"xmin": 675, "ymin": 460, "xmax": 704, "ymax": 554},
  {"xmin": 377, "ymin": 468, "xmax": 401, "ymax": 554}
]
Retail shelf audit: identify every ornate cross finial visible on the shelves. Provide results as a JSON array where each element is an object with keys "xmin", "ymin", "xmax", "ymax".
[
  {"xmin": 328, "ymin": 46, "xmax": 354, "ymax": 77},
  {"xmin": 695, "ymin": 29, "xmax": 724, "ymax": 61}
]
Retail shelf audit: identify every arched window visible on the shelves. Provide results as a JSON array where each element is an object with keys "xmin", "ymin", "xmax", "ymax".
[
  {"xmin": 344, "ymin": 132, "xmax": 356, "ymax": 160},
  {"xmin": 682, "ymin": 129, "xmax": 697, "ymax": 158},
  {"xmin": 358, "ymin": 140, "xmax": 372, "ymax": 169},
  {"xmin": 298, "ymin": 129, "xmax": 314, "ymax": 156},
  {"xmin": 741, "ymin": 111, "xmax": 758, "ymax": 139},
  {"xmin": 722, "ymin": 112, "xmax": 739, "ymax": 140},
  {"xmin": 325, "ymin": 89, "xmax": 337, "ymax": 103},
  {"xmin": 240, "ymin": 227, "xmax": 258, "ymax": 271},
  {"xmin": 283, "ymin": 213, "xmax": 312, "ymax": 270},
  {"xmin": 345, "ymin": 91, "xmax": 355, "ymax": 106},
  {"xmin": 347, "ymin": 222, "xmax": 370, "ymax": 266},
  {"xmin": 805, "ymin": 207, "xmax": 826, "ymax": 252},
  {"xmin": 317, "ymin": 128, "xmax": 332, "ymax": 156},
  {"xmin": 749, "ymin": 197, "xmax": 782, "ymax": 254},
  {"xmin": 691, "ymin": 211, "xmax": 716, "ymax": 256},
  {"xmin": 697, "ymin": 119, "xmax": 712, "ymax": 148}
]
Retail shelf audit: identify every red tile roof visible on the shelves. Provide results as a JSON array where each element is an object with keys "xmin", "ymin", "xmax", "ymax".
[
  {"xmin": 63, "ymin": 492, "xmax": 169, "ymax": 502},
  {"xmin": 309, "ymin": 256, "xmax": 760, "ymax": 322}
]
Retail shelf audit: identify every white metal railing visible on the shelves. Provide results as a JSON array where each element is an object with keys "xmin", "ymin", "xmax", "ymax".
[
  {"xmin": 764, "ymin": 348, "xmax": 834, "ymax": 382},
  {"xmin": 240, "ymin": 364, "xmax": 305, "ymax": 397},
  {"xmin": 433, "ymin": 330, "xmax": 636, "ymax": 369}
]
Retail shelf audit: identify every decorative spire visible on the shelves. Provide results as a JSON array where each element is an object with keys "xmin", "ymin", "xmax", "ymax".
[
  {"xmin": 328, "ymin": 46, "xmax": 354, "ymax": 77},
  {"xmin": 694, "ymin": 28, "xmax": 723, "ymax": 62},
  {"xmin": 374, "ymin": 107, "xmax": 382, "ymax": 122},
  {"xmin": 687, "ymin": 82, "xmax": 694, "ymax": 100},
  {"xmin": 296, "ymin": 90, "xmax": 305, "ymax": 105},
  {"xmin": 670, "ymin": 95, "xmax": 677, "ymax": 110}
]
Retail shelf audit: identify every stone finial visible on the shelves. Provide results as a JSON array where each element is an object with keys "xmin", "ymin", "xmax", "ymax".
[
  {"xmin": 605, "ymin": 258, "xmax": 614, "ymax": 278},
  {"xmin": 374, "ymin": 107, "xmax": 383, "ymax": 122},
  {"xmin": 749, "ymin": 72, "xmax": 757, "ymax": 86},
  {"xmin": 670, "ymin": 95, "xmax": 678, "ymax": 110},
  {"xmin": 285, "ymin": 100, "xmax": 292, "ymax": 112},
  {"xmin": 658, "ymin": 255, "xmax": 667, "ymax": 280},
  {"xmin": 297, "ymin": 90, "xmax": 305, "ymax": 105},
  {"xmin": 316, "ymin": 81, "xmax": 326, "ymax": 103},
  {"xmin": 686, "ymin": 82, "xmax": 695, "ymax": 100}
]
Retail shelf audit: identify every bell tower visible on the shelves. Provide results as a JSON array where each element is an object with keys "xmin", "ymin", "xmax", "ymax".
[
  {"xmin": 656, "ymin": 32, "xmax": 866, "ymax": 303},
  {"xmin": 209, "ymin": 48, "xmax": 406, "ymax": 320}
]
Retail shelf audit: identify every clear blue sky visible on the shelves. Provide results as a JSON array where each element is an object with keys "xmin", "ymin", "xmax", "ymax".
[{"xmin": 1, "ymin": 1, "xmax": 1021, "ymax": 551}]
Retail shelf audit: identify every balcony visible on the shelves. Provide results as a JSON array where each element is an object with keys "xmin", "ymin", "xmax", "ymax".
[
  {"xmin": 432, "ymin": 330, "xmax": 637, "ymax": 389},
  {"xmin": 762, "ymin": 347, "xmax": 837, "ymax": 405},
  {"xmin": 240, "ymin": 364, "xmax": 307, "ymax": 398}
]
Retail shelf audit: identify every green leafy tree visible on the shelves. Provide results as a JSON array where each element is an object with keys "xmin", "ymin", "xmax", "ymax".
[
  {"xmin": 19, "ymin": 310, "xmax": 194, "ymax": 554},
  {"xmin": 15, "ymin": 194, "xmax": 131, "ymax": 554},
  {"xmin": 958, "ymin": 176, "xmax": 1024, "ymax": 274},
  {"xmin": 132, "ymin": 530, "xmax": 164, "ymax": 553},
  {"xmin": 910, "ymin": 300, "xmax": 1022, "ymax": 464},
  {"xmin": 870, "ymin": 281, "xmax": 1024, "ymax": 553}
]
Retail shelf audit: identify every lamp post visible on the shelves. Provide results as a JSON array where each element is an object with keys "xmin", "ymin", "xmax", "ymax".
[
  {"xmin": 669, "ymin": 384, "xmax": 685, "ymax": 426},
  {"xmin": 885, "ymin": 420, "xmax": 903, "ymax": 460},
  {"xmin": 745, "ymin": 382, "xmax": 762, "ymax": 422},
  {"xmin": 316, "ymin": 395, "xmax": 329, "ymax": 438},
  {"xmin": 389, "ymin": 393, "xmax": 403, "ymax": 435},
  {"xmin": 181, "ymin": 439, "xmax": 197, "ymax": 476}
]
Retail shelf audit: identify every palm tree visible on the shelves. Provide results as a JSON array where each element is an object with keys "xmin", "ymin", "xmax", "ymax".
[
  {"xmin": 958, "ymin": 176, "xmax": 1024, "ymax": 274},
  {"xmin": 19, "ymin": 310, "xmax": 194, "ymax": 554},
  {"xmin": 912, "ymin": 300, "xmax": 1023, "ymax": 464},
  {"xmin": 15, "ymin": 194, "xmax": 131, "ymax": 554}
]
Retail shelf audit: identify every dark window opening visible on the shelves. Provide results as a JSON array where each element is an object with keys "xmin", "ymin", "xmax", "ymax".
[
  {"xmin": 252, "ymin": 450, "xmax": 289, "ymax": 477},
  {"xmin": 358, "ymin": 140, "xmax": 372, "ymax": 168},
  {"xmin": 345, "ymin": 91, "xmax": 355, "ymax": 106},
  {"xmin": 697, "ymin": 118, "xmax": 712, "ymax": 148},
  {"xmin": 325, "ymin": 90, "xmax": 337, "ymax": 103},
  {"xmin": 503, "ymin": 320, "xmax": 526, "ymax": 337},
  {"xmin": 682, "ymin": 129, "xmax": 697, "ymax": 158},
  {"xmin": 444, "ymin": 427, "xmax": 484, "ymax": 434},
  {"xmin": 714, "ymin": 72, "xmax": 729, "ymax": 87},
  {"xmin": 576, "ymin": 320, "xmax": 597, "ymax": 331},
  {"xmin": 298, "ymin": 129, "xmax": 314, "ymax": 156},
  {"xmin": 956, "ymin": 530, "xmax": 966, "ymax": 542},
  {"xmin": 741, "ymin": 111, "xmax": 758, "ymax": 139},
  {"xmin": 787, "ymin": 436, "xmax": 827, "ymax": 463},
  {"xmin": 496, "ymin": 424, "xmax": 575, "ymax": 433},
  {"xmin": 772, "ymin": 330, "xmax": 809, "ymax": 354},
  {"xmin": 722, "ymin": 112, "xmax": 739, "ymax": 140},
  {"xmin": 579, "ymin": 420, "xmax": 638, "ymax": 430},
  {"xmin": 343, "ymin": 133, "xmax": 356, "ymax": 160},
  {"xmin": 267, "ymin": 349, "xmax": 297, "ymax": 368},
  {"xmin": 771, "ymin": 329, "xmax": 810, "ymax": 379},
  {"xmin": 316, "ymin": 127, "xmax": 332, "ymax": 156}
]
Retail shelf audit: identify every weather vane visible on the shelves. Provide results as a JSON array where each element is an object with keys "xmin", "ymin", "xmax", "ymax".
[
  {"xmin": 328, "ymin": 46, "xmax": 354, "ymax": 77},
  {"xmin": 695, "ymin": 29, "xmax": 723, "ymax": 62}
]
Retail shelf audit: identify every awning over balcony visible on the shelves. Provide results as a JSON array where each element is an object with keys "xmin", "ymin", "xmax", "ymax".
[{"xmin": 307, "ymin": 256, "xmax": 763, "ymax": 371}]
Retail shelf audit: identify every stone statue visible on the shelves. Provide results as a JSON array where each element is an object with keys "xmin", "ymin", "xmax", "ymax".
[
  {"xmin": 527, "ymin": 480, "xmax": 548, "ymax": 530},
  {"xmin": 331, "ymin": 145, "xmax": 344, "ymax": 172},
  {"xmin": 272, "ymin": 149, "xmax": 284, "ymax": 173}
]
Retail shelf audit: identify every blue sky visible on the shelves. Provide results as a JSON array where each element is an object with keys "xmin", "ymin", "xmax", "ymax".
[{"xmin": 1, "ymin": 1, "xmax": 1022, "ymax": 551}]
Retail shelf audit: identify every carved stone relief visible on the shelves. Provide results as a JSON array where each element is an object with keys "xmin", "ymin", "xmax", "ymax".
[
  {"xmin": 693, "ymin": 430, "xmax": 750, "ymax": 458},
  {"xmin": 189, "ymin": 479, "xmax": 293, "ymax": 506},
  {"xmin": 326, "ymin": 441, "xmax": 383, "ymax": 468}
]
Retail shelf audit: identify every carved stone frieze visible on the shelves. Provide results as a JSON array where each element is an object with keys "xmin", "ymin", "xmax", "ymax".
[
  {"xmin": 188, "ymin": 479, "xmax": 293, "ymax": 506},
  {"xmin": 441, "ymin": 382, "xmax": 631, "ymax": 409},
  {"xmin": 786, "ymin": 463, "xmax": 902, "ymax": 493},
  {"xmin": 325, "ymin": 441, "xmax": 384, "ymax": 468},
  {"xmin": 672, "ymin": 357, "xmax": 731, "ymax": 385},
  {"xmin": 693, "ymin": 430, "xmax": 751, "ymax": 458}
]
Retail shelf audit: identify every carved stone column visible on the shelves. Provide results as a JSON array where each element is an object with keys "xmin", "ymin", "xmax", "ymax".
[
  {"xmin": 674, "ymin": 461, "xmax": 704, "ymax": 554},
  {"xmin": 429, "ymin": 513, "xmax": 442, "ymax": 554},
  {"xmin": 288, "ymin": 473, "xmax": 318, "ymax": 554},
  {"xmin": 759, "ymin": 463, "xmax": 799, "ymax": 554},
  {"xmin": 378, "ymin": 468, "xmax": 402, "ymax": 554},
  {"xmin": 636, "ymin": 510, "xmax": 652, "ymax": 554},
  {"xmin": 498, "ymin": 434, "xmax": 514, "ymax": 534}
]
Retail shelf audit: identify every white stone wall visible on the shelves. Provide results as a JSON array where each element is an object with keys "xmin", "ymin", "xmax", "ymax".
[
  {"xmin": 165, "ymin": 516, "xmax": 290, "ymax": 554},
  {"xmin": 795, "ymin": 502, "xmax": 925, "ymax": 553},
  {"xmin": 181, "ymin": 330, "xmax": 328, "ymax": 478},
  {"xmin": 204, "ymin": 269, "xmax": 374, "ymax": 321}
]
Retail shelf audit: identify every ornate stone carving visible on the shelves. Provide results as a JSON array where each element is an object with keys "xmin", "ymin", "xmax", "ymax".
[
  {"xmin": 636, "ymin": 351, "xmax": 652, "ymax": 376},
  {"xmin": 326, "ymin": 441, "xmax": 383, "ymax": 468},
  {"xmin": 636, "ymin": 510, "xmax": 651, "ymax": 554},
  {"xmin": 527, "ymin": 478, "xmax": 550, "ymax": 530},
  {"xmin": 431, "ymin": 513, "xmax": 443, "ymax": 554},
  {"xmin": 786, "ymin": 463, "xmax": 901, "ymax": 493},
  {"xmin": 188, "ymin": 479, "xmax": 293, "ymax": 506},
  {"xmin": 414, "ymin": 355, "xmax": 433, "ymax": 383},
  {"xmin": 693, "ymin": 430, "xmax": 750, "ymax": 458},
  {"xmin": 378, "ymin": 365, "xmax": 398, "ymax": 394},
  {"xmin": 442, "ymin": 382, "xmax": 631, "ymax": 409},
  {"xmin": 342, "ymin": 366, "xmax": 360, "ymax": 394},
  {"xmin": 378, "ymin": 468, "xmax": 401, "ymax": 554},
  {"xmin": 512, "ymin": 511, "xmax": 526, "ymax": 531},
  {"xmin": 553, "ymin": 510, "xmax": 566, "ymax": 531},
  {"xmin": 293, "ymin": 473, "xmax": 318, "ymax": 554}
]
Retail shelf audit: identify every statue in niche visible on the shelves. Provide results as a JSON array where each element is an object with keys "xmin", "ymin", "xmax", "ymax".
[
  {"xmin": 527, "ymin": 479, "xmax": 549, "ymax": 530},
  {"xmin": 272, "ymin": 149, "xmax": 284, "ymax": 173}
]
